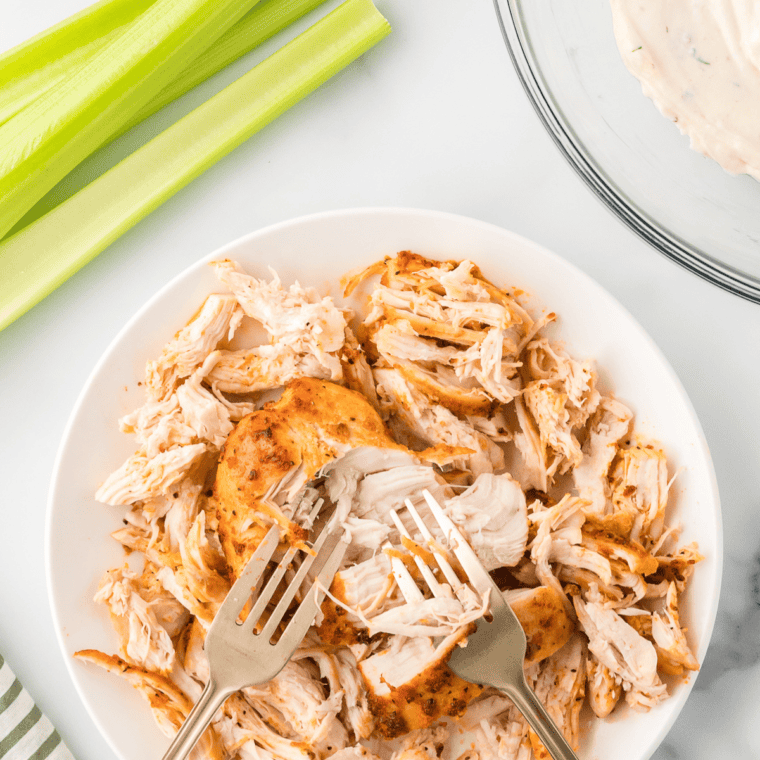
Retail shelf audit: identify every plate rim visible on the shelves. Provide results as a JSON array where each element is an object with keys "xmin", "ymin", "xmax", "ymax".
[{"xmin": 45, "ymin": 205, "xmax": 724, "ymax": 760}]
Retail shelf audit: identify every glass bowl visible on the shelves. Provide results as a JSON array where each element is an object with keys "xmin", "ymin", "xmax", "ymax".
[{"xmin": 494, "ymin": 0, "xmax": 760, "ymax": 302}]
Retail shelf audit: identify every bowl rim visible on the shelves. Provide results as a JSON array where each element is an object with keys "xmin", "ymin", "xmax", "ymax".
[
  {"xmin": 45, "ymin": 205, "xmax": 724, "ymax": 760},
  {"xmin": 492, "ymin": 0, "xmax": 760, "ymax": 304}
]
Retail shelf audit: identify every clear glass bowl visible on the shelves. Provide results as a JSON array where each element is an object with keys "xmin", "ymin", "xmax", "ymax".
[{"xmin": 494, "ymin": 0, "xmax": 760, "ymax": 302}]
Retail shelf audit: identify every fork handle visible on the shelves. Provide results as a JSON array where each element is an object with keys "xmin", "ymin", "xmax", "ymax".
[
  {"xmin": 162, "ymin": 678, "xmax": 231, "ymax": 760},
  {"xmin": 499, "ymin": 679, "xmax": 579, "ymax": 760}
]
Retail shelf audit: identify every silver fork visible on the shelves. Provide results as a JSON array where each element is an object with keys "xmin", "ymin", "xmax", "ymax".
[
  {"xmin": 161, "ymin": 502, "xmax": 348, "ymax": 760},
  {"xmin": 389, "ymin": 490, "xmax": 579, "ymax": 760}
]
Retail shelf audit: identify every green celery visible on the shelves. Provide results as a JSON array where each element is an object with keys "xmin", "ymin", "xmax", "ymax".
[
  {"xmin": 0, "ymin": 0, "xmax": 390, "ymax": 332},
  {"xmin": 0, "ymin": 0, "xmax": 156, "ymax": 126},
  {"xmin": 114, "ymin": 0, "xmax": 331, "ymax": 142},
  {"xmin": 0, "ymin": 0, "xmax": 262, "ymax": 242},
  {"xmin": 0, "ymin": 0, "xmax": 328, "ymax": 137},
  {"xmin": 6, "ymin": 0, "xmax": 331, "ymax": 235}
]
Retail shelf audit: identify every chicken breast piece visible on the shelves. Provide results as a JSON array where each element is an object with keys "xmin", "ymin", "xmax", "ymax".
[
  {"xmin": 574, "ymin": 596, "xmax": 667, "ymax": 710},
  {"xmin": 473, "ymin": 708, "xmax": 531, "ymax": 760},
  {"xmin": 207, "ymin": 343, "xmax": 337, "ymax": 394},
  {"xmin": 610, "ymin": 443, "xmax": 669, "ymax": 545},
  {"xmin": 96, "ymin": 443, "xmax": 209, "ymax": 507},
  {"xmin": 359, "ymin": 629, "xmax": 482, "ymax": 738},
  {"xmin": 74, "ymin": 650, "xmax": 224, "ymax": 760},
  {"xmin": 215, "ymin": 378, "xmax": 406, "ymax": 577},
  {"xmin": 651, "ymin": 582, "xmax": 699, "ymax": 674},
  {"xmin": 391, "ymin": 726, "xmax": 449, "ymax": 760},
  {"xmin": 374, "ymin": 367, "xmax": 502, "ymax": 475},
  {"xmin": 504, "ymin": 587, "xmax": 574, "ymax": 665},
  {"xmin": 212, "ymin": 259, "xmax": 348, "ymax": 379},
  {"xmin": 528, "ymin": 635, "xmax": 587, "ymax": 758},
  {"xmin": 94, "ymin": 564, "xmax": 188, "ymax": 674},
  {"xmin": 145, "ymin": 293, "xmax": 243, "ymax": 402},
  {"xmin": 573, "ymin": 396, "xmax": 633, "ymax": 513},
  {"xmin": 586, "ymin": 653, "xmax": 622, "ymax": 718},
  {"xmin": 445, "ymin": 472, "xmax": 529, "ymax": 570},
  {"xmin": 317, "ymin": 553, "xmax": 395, "ymax": 645}
]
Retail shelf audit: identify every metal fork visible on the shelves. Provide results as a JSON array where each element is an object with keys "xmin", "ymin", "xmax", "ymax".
[
  {"xmin": 389, "ymin": 490, "xmax": 579, "ymax": 760},
  {"xmin": 161, "ymin": 503, "xmax": 348, "ymax": 760}
]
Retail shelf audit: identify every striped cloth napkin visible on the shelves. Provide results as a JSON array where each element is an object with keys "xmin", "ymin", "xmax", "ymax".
[{"xmin": 0, "ymin": 653, "xmax": 74, "ymax": 760}]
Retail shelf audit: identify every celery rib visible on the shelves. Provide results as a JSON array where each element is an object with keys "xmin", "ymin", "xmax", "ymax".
[
  {"xmin": 5, "ymin": 0, "xmax": 331, "ymax": 238},
  {"xmin": 0, "ymin": 0, "xmax": 263, "ymax": 242},
  {"xmin": 0, "ymin": 0, "xmax": 391, "ymax": 333},
  {"xmin": 0, "ymin": 0, "xmax": 156, "ymax": 126},
  {"xmin": 115, "ymin": 0, "xmax": 332, "ymax": 143}
]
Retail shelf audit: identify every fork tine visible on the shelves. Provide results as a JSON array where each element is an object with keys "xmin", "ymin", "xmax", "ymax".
[
  {"xmin": 211, "ymin": 524, "xmax": 281, "ymax": 627},
  {"xmin": 246, "ymin": 544, "xmax": 299, "ymax": 628},
  {"xmin": 246, "ymin": 498, "xmax": 326, "ymax": 630},
  {"xmin": 421, "ymin": 489, "xmax": 507, "ymax": 609},
  {"xmin": 258, "ymin": 517, "xmax": 342, "ymax": 641},
  {"xmin": 384, "ymin": 539, "xmax": 425, "ymax": 603},
  {"xmin": 389, "ymin": 508, "xmax": 451, "ymax": 599},
  {"xmin": 403, "ymin": 498, "xmax": 473, "ymax": 605},
  {"xmin": 278, "ymin": 532, "xmax": 348, "ymax": 645}
]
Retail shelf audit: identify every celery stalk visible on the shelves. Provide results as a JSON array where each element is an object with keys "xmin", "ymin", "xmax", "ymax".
[
  {"xmin": 115, "ymin": 0, "xmax": 331, "ymax": 142},
  {"xmin": 0, "ymin": 0, "xmax": 156, "ymax": 126},
  {"xmin": 5, "ymin": 0, "xmax": 331, "ymax": 235},
  {"xmin": 0, "ymin": 0, "xmax": 390, "ymax": 332},
  {"xmin": 0, "ymin": 0, "xmax": 262, "ymax": 242},
  {"xmin": 0, "ymin": 0, "xmax": 327, "ymax": 137}
]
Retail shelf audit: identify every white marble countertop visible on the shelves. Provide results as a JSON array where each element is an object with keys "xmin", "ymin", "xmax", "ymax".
[{"xmin": 1, "ymin": 1, "xmax": 759, "ymax": 759}]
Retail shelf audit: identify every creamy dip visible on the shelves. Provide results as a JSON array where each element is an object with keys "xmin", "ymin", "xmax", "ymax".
[{"xmin": 610, "ymin": 0, "xmax": 760, "ymax": 181}]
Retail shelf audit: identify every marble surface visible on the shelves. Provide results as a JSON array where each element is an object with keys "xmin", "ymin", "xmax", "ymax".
[{"xmin": 1, "ymin": 1, "xmax": 759, "ymax": 759}]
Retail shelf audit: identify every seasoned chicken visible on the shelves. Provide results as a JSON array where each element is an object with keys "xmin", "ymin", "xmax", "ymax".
[
  {"xmin": 243, "ymin": 656, "xmax": 349, "ymax": 756},
  {"xmin": 85, "ymin": 256, "xmax": 703, "ymax": 760},
  {"xmin": 96, "ymin": 443, "xmax": 209, "ymax": 507},
  {"xmin": 145, "ymin": 293, "xmax": 243, "ymax": 402},
  {"xmin": 574, "ymin": 596, "xmax": 667, "ymax": 710},
  {"xmin": 651, "ymin": 582, "xmax": 700, "ymax": 674},
  {"xmin": 358, "ymin": 629, "xmax": 482, "ymax": 738},
  {"xmin": 332, "ymin": 647, "xmax": 375, "ymax": 740},
  {"xmin": 214, "ymin": 377, "xmax": 406, "ymax": 577},
  {"xmin": 94, "ymin": 564, "xmax": 188, "ymax": 674},
  {"xmin": 473, "ymin": 706, "xmax": 531, "ymax": 760},
  {"xmin": 317, "ymin": 553, "xmax": 395, "ymax": 645},
  {"xmin": 207, "ymin": 343, "xmax": 338, "ymax": 394},
  {"xmin": 212, "ymin": 259, "xmax": 348, "ymax": 380},
  {"xmin": 221, "ymin": 692, "xmax": 314, "ymax": 760},
  {"xmin": 355, "ymin": 253, "xmax": 533, "ymax": 430},
  {"xmin": 528, "ymin": 635, "xmax": 587, "ymax": 758},
  {"xmin": 504, "ymin": 587, "xmax": 574, "ymax": 665},
  {"xmin": 445, "ymin": 472, "xmax": 529, "ymax": 570},
  {"xmin": 74, "ymin": 650, "xmax": 224, "ymax": 760},
  {"xmin": 586, "ymin": 654, "xmax": 622, "ymax": 718},
  {"xmin": 391, "ymin": 726, "xmax": 449, "ymax": 760},
  {"xmin": 374, "ymin": 367, "xmax": 502, "ymax": 475},
  {"xmin": 524, "ymin": 339, "xmax": 600, "ymax": 429},
  {"xmin": 573, "ymin": 396, "xmax": 633, "ymax": 513},
  {"xmin": 610, "ymin": 442, "xmax": 669, "ymax": 545},
  {"xmin": 512, "ymin": 396, "xmax": 549, "ymax": 492},
  {"xmin": 518, "ymin": 340, "xmax": 598, "ymax": 485}
]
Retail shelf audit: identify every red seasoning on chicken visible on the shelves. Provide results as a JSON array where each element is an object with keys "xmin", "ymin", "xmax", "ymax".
[{"xmin": 77, "ymin": 253, "xmax": 701, "ymax": 760}]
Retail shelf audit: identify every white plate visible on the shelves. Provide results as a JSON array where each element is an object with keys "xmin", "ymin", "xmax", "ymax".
[{"xmin": 47, "ymin": 207, "xmax": 722, "ymax": 760}]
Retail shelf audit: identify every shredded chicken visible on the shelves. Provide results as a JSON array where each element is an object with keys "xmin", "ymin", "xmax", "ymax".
[
  {"xmin": 83, "ymin": 255, "xmax": 701, "ymax": 760},
  {"xmin": 574, "ymin": 595, "xmax": 668, "ymax": 710},
  {"xmin": 445, "ymin": 473, "xmax": 528, "ymax": 570},
  {"xmin": 527, "ymin": 635, "xmax": 586, "ymax": 757},
  {"xmin": 145, "ymin": 293, "xmax": 243, "ymax": 402}
]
